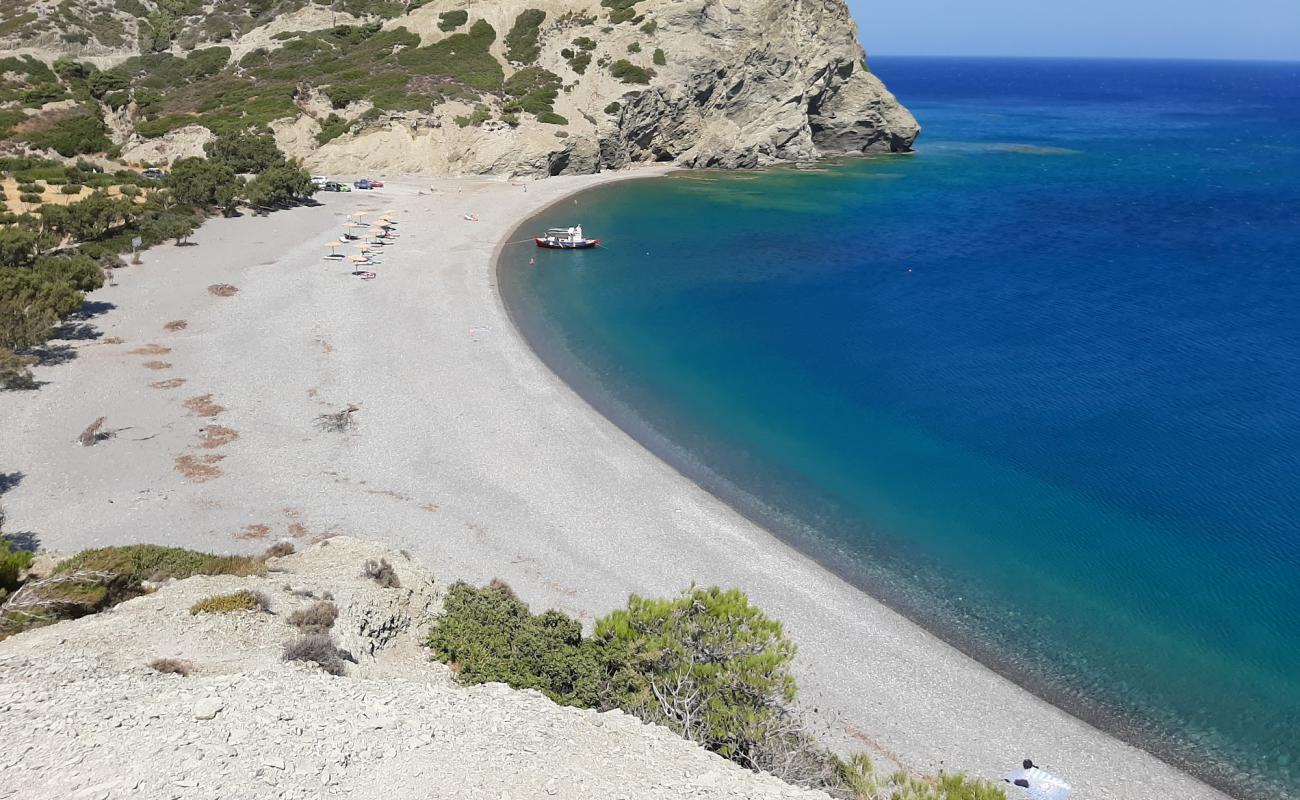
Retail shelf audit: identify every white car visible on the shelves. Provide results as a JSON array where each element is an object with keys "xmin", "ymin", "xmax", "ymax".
[{"xmin": 310, "ymin": 176, "xmax": 330, "ymax": 187}]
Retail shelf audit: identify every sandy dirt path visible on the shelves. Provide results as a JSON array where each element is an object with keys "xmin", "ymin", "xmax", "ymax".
[{"xmin": 0, "ymin": 172, "xmax": 1227, "ymax": 800}]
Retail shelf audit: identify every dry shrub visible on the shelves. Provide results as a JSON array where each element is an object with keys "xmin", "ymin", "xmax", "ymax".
[
  {"xmin": 189, "ymin": 589, "xmax": 269, "ymax": 614},
  {"xmin": 289, "ymin": 600, "xmax": 338, "ymax": 633},
  {"xmin": 184, "ymin": 394, "xmax": 225, "ymax": 417},
  {"xmin": 129, "ymin": 343, "xmax": 171, "ymax": 356},
  {"xmin": 198, "ymin": 425, "xmax": 239, "ymax": 449},
  {"xmin": 102, "ymin": 336, "xmax": 125, "ymax": 345},
  {"xmin": 264, "ymin": 541, "xmax": 295, "ymax": 558},
  {"xmin": 149, "ymin": 377, "xmax": 187, "ymax": 389},
  {"xmin": 149, "ymin": 657, "xmax": 193, "ymax": 676},
  {"xmin": 235, "ymin": 523, "xmax": 270, "ymax": 540},
  {"xmin": 315, "ymin": 404, "xmax": 359, "ymax": 433},
  {"xmin": 282, "ymin": 633, "xmax": 347, "ymax": 676},
  {"xmin": 141, "ymin": 360, "xmax": 172, "ymax": 370},
  {"xmin": 363, "ymin": 558, "xmax": 400, "ymax": 589},
  {"xmin": 488, "ymin": 577, "xmax": 518, "ymax": 601},
  {"xmin": 78, "ymin": 416, "xmax": 110, "ymax": 446},
  {"xmin": 207, "ymin": 284, "xmax": 239, "ymax": 297},
  {"xmin": 174, "ymin": 453, "xmax": 224, "ymax": 482},
  {"xmin": 163, "ymin": 319, "xmax": 188, "ymax": 332},
  {"xmin": 287, "ymin": 521, "xmax": 308, "ymax": 538}
]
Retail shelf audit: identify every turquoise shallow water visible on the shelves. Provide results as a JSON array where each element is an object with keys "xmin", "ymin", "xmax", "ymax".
[{"xmin": 500, "ymin": 58, "xmax": 1300, "ymax": 799}]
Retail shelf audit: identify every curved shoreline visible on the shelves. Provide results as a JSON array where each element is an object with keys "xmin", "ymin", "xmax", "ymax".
[
  {"xmin": 0, "ymin": 171, "xmax": 1232, "ymax": 800},
  {"xmin": 492, "ymin": 173, "xmax": 1242, "ymax": 800}
]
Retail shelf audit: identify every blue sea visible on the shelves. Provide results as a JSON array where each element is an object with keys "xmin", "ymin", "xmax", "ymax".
[{"xmin": 499, "ymin": 58, "xmax": 1300, "ymax": 799}]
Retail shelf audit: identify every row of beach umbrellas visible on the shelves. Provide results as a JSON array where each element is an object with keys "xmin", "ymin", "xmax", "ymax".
[{"xmin": 323, "ymin": 209, "xmax": 399, "ymax": 279}]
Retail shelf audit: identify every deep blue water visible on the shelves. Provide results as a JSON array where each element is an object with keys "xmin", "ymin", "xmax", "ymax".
[{"xmin": 500, "ymin": 58, "xmax": 1300, "ymax": 799}]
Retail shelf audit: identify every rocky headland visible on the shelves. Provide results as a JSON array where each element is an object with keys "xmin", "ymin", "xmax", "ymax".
[{"xmin": 0, "ymin": 0, "xmax": 919, "ymax": 176}]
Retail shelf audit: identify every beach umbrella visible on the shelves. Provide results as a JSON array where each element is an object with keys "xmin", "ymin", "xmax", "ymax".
[
  {"xmin": 345, "ymin": 222, "xmax": 366, "ymax": 229},
  {"xmin": 322, "ymin": 242, "xmax": 344, "ymax": 260},
  {"xmin": 349, "ymin": 254, "xmax": 371, "ymax": 263}
]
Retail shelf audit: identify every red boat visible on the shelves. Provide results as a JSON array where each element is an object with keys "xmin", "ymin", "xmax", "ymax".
[{"xmin": 534, "ymin": 225, "xmax": 599, "ymax": 249}]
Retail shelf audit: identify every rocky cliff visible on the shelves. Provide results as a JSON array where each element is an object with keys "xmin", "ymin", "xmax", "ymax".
[
  {"xmin": 0, "ymin": 537, "xmax": 831, "ymax": 799},
  {"xmin": 0, "ymin": 0, "xmax": 918, "ymax": 177}
]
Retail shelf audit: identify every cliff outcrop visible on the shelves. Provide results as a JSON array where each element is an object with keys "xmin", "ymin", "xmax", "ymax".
[
  {"xmin": 0, "ymin": 0, "xmax": 918, "ymax": 176},
  {"xmin": 0, "ymin": 537, "xmax": 830, "ymax": 799}
]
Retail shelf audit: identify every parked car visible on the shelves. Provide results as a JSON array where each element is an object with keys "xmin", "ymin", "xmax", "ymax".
[
  {"xmin": 367, "ymin": 179, "xmax": 384, "ymax": 188},
  {"xmin": 310, "ymin": 175, "xmax": 329, "ymax": 187},
  {"xmin": 353, "ymin": 179, "xmax": 373, "ymax": 190},
  {"xmin": 142, "ymin": 167, "xmax": 166, "ymax": 180},
  {"xmin": 323, "ymin": 181, "xmax": 350, "ymax": 192}
]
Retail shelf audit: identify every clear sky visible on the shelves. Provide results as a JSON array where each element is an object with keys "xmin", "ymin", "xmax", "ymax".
[{"xmin": 849, "ymin": 0, "xmax": 1300, "ymax": 61}]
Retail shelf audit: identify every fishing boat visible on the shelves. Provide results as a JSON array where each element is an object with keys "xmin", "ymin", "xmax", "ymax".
[{"xmin": 534, "ymin": 225, "xmax": 599, "ymax": 249}]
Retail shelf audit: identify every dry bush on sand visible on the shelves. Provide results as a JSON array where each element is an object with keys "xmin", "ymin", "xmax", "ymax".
[
  {"xmin": 488, "ymin": 577, "xmax": 518, "ymax": 600},
  {"xmin": 264, "ymin": 541, "xmax": 295, "ymax": 558},
  {"xmin": 282, "ymin": 634, "xmax": 348, "ymax": 676},
  {"xmin": 184, "ymin": 394, "xmax": 225, "ymax": 417},
  {"xmin": 149, "ymin": 658, "xmax": 194, "ymax": 676},
  {"xmin": 174, "ymin": 454, "xmax": 223, "ymax": 482},
  {"xmin": 149, "ymin": 377, "xmax": 187, "ymax": 389},
  {"xmin": 363, "ymin": 558, "xmax": 400, "ymax": 589},
  {"xmin": 189, "ymin": 589, "xmax": 269, "ymax": 615},
  {"xmin": 163, "ymin": 319, "xmax": 188, "ymax": 332},
  {"xmin": 289, "ymin": 600, "xmax": 338, "ymax": 633},
  {"xmin": 78, "ymin": 416, "xmax": 112, "ymax": 446},
  {"xmin": 129, "ymin": 343, "xmax": 171, "ymax": 356},
  {"xmin": 141, "ymin": 360, "xmax": 172, "ymax": 370},
  {"xmin": 315, "ymin": 404, "xmax": 360, "ymax": 433},
  {"xmin": 207, "ymin": 284, "xmax": 239, "ymax": 297},
  {"xmin": 198, "ymin": 425, "xmax": 239, "ymax": 449}
]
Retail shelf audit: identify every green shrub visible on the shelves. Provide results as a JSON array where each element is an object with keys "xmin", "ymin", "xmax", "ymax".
[
  {"xmin": 437, "ymin": 9, "xmax": 468, "ymax": 31},
  {"xmin": 204, "ymin": 131, "xmax": 283, "ymax": 173},
  {"xmin": 395, "ymin": 20, "xmax": 503, "ymax": 91},
  {"xmin": 653, "ymin": 48, "xmax": 666, "ymax": 66},
  {"xmin": 627, "ymin": 42, "xmax": 641, "ymax": 53},
  {"xmin": 596, "ymin": 587, "xmax": 797, "ymax": 763},
  {"xmin": 503, "ymin": 67, "xmax": 562, "ymax": 117},
  {"xmin": 0, "ymin": 544, "xmax": 267, "ymax": 641},
  {"xmin": 190, "ymin": 589, "xmax": 269, "ymax": 614},
  {"xmin": 604, "ymin": 101, "xmax": 621, "ymax": 115},
  {"xmin": 428, "ymin": 580, "xmax": 611, "ymax": 707},
  {"xmin": 242, "ymin": 159, "xmax": 315, "ymax": 209},
  {"xmin": 640, "ymin": 20, "xmax": 657, "ymax": 34},
  {"xmin": 0, "ymin": 109, "xmax": 27, "ymax": 139},
  {"xmin": 572, "ymin": 36, "xmax": 596, "ymax": 51},
  {"xmin": 25, "ymin": 112, "xmax": 112, "ymax": 156},
  {"xmin": 567, "ymin": 52, "xmax": 591, "ymax": 75},
  {"xmin": 136, "ymin": 114, "xmax": 195, "ymax": 138},
  {"xmin": 19, "ymin": 193, "xmax": 42, "ymax": 205},
  {"xmin": 454, "ymin": 105, "xmax": 491, "ymax": 128},
  {"xmin": 504, "ymin": 9, "xmax": 546, "ymax": 64},
  {"xmin": 537, "ymin": 112, "xmax": 568, "ymax": 125},
  {"xmin": 609, "ymin": 59, "xmax": 652, "ymax": 84},
  {"xmin": 602, "ymin": 0, "xmax": 639, "ymax": 24},
  {"xmin": 0, "ymin": 538, "xmax": 33, "ymax": 594},
  {"xmin": 168, "ymin": 157, "xmax": 242, "ymax": 211},
  {"xmin": 61, "ymin": 184, "xmax": 83, "ymax": 195},
  {"xmin": 56, "ymin": 545, "xmax": 266, "ymax": 584},
  {"xmin": 316, "ymin": 113, "xmax": 349, "ymax": 144}
]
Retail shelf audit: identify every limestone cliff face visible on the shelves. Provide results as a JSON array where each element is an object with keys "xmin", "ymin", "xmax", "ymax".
[
  {"xmin": 309, "ymin": 0, "xmax": 919, "ymax": 176},
  {"xmin": 0, "ymin": 0, "xmax": 918, "ymax": 177}
]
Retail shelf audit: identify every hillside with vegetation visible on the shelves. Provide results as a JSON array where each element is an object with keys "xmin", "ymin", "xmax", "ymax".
[
  {"xmin": 0, "ymin": 535, "xmax": 1002, "ymax": 800},
  {"xmin": 0, "ymin": 130, "xmax": 315, "ymax": 388},
  {"xmin": 0, "ymin": 0, "xmax": 919, "ymax": 176}
]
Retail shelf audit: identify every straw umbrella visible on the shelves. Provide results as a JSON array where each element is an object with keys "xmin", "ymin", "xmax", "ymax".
[{"xmin": 322, "ymin": 242, "xmax": 344, "ymax": 260}]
